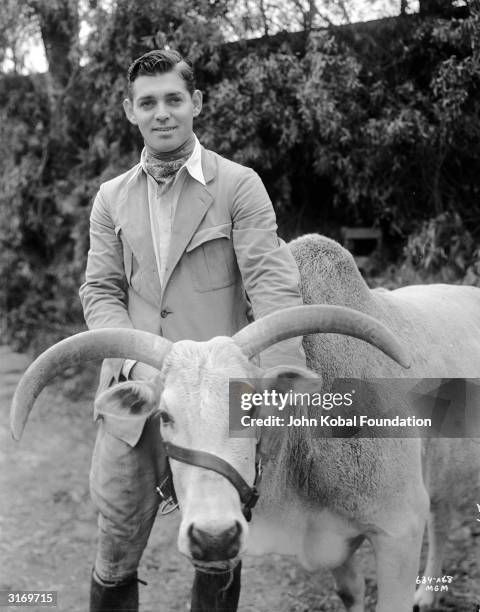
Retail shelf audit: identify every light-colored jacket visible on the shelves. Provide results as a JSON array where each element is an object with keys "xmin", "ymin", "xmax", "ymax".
[{"xmin": 79, "ymin": 147, "xmax": 306, "ymax": 390}]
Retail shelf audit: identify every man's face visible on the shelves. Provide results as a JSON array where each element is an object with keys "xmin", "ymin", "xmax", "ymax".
[{"xmin": 123, "ymin": 69, "xmax": 202, "ymax": 153}]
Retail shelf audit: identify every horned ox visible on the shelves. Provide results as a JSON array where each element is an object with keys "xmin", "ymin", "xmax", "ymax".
[{"xmin": 10, "ymin": 235, "xmax": 480, "ymax": 611}]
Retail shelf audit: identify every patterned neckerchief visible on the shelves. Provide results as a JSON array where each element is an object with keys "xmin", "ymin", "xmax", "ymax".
[{"xmin": 143, "ymin": 134, "xmax": 196, "ymax": 187}]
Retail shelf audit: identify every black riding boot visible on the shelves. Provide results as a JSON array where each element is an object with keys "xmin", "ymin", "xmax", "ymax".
[
  {"xmin": 89, "ymin": 571, "xmax": 139, "ymax": 612},
  {"xmin": 190, "ymin": 561, "xmax": 242, "ymax": 612}
]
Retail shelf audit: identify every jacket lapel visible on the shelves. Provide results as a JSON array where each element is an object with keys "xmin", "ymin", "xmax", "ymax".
[
  {"xmin": 117, "ymin": 169, "xmax": 162, "ymax": 305},
  {"xmin": 162, "ymin": 148, "xmax": 216, "ymax": 291}
]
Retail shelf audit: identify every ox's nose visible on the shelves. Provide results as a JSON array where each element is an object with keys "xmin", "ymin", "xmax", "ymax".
[{"xmin": 188, "ymin": 521, "xmax": 242, "ymax": 561}]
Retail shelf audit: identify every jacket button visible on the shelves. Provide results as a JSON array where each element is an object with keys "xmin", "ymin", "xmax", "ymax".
[{"xmin": 160, "ymin": 309, "xmax": 171, "ymax": 318}]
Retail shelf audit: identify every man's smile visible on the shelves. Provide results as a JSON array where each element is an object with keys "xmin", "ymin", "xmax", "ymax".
[{"xmin": 152, "ymin": 126, "xmax": 177, "ymax": 132}]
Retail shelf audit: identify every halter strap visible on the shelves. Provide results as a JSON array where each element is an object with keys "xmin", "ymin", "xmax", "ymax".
[{"xmin": 163, "ymin": 441, "xmax": 262, "ymax": 520}]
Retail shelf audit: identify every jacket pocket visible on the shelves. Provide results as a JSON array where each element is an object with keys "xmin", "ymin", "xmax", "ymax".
[{"xmin": 186, "ymin": 223, "xmax": 236, "ymax": 292}]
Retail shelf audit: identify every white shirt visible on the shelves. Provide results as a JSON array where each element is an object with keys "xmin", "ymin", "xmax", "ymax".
[
  {"xmin": 123, "ymin": 134, "xmax": 206, "ymax": 379},
  {"xmin": 141, "ymin": 134, "xmax": 206, "ymax": 287}
]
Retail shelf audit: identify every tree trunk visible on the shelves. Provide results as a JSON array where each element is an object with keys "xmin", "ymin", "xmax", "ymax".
[
  {"xmin": 29, "ymin": 0, "xmax": 80, "ymax": 179},
  {"xmin": 32, "ymin": 0, "xmax": 79, "ymax": 96}
]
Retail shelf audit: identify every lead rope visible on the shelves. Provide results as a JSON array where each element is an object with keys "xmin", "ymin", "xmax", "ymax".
[{"xmin": 219, "ymin": 568, "xmax": 235, "ymax": 593}]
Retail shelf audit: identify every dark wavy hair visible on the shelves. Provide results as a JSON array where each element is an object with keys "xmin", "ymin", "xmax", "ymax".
[{"xmin": 127, "ymin": 49, "xmax": 196, "ymax": 99}]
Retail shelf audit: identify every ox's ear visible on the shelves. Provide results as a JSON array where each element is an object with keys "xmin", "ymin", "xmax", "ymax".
[
  {"xmin": 261, "ymin": 364, "xmax": 318, "ymax": 382},
  {"xmin": 260, "ymin": 365, "xmax": 320, "ymax": 396},
  {"xmin": 94, "ymin": 379, "xmax": 163, "ymax": 447}
]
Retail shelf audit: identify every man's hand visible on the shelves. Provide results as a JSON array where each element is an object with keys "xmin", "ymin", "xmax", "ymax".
[{"xmin": 129, "ymin": 362, "xmax": 161, "ymax": 381}]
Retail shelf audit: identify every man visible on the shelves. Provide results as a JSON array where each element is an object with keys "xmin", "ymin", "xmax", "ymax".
[{"xmin": 80, "ymin": 49, "xmax": 306, "ymax": 612}]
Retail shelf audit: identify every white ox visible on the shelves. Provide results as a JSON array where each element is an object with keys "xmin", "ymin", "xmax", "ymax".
[{"xmin": 10, "ymin": 235, "xmax": 480, "ymax": 612}]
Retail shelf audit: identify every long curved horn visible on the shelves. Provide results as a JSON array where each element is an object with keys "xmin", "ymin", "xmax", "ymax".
[
  {"xmin": 232, "ymin": 305, "xmax": 410, "ymax": 368},
  {"xmin": 10, "ymin": 328, "xmax": 172, "ymax": 441}
]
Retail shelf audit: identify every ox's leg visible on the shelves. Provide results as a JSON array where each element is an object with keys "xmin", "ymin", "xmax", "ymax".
[
  {"xmin": 413, "ymin": 500, "xmax": 452, "ymax": 611},
  {"xmin": 190, "ymin": 562, "xmax": 242, "ymax": 612},
  {"xmin": 332, "ymin": 553, "xmax": 365, "ymax": 612},
  {"xmin": 371, "ymin": 508, "xmax": 427, "ymax": 612}
]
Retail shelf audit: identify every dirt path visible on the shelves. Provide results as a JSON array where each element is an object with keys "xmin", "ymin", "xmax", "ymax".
[{"xmin": 0, "ymin": 345, "xmax": 479, "ymax": 611}]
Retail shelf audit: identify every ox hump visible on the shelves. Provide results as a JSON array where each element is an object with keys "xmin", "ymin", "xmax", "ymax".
[{"xmin": 289, "ymin": 234, "xmax": 374, "ymax": 314}]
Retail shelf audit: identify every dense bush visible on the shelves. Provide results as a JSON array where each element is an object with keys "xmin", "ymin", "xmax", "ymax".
[
  {"xmin": 1, "ymin": 5, "xmax": 480, "ymax": 350},
  {"xmin": 370, "ymin": 212, "xmax": 480, "ymax": 289},
  {"xmin": 202, "ymin": 11, "xmax": 480, "ymax": 238}
]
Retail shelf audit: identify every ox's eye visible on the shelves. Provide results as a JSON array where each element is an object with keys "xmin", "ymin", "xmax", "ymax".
[{"xmin": 159, "ymin": 410, "xmax": 173, "ymax": 425}]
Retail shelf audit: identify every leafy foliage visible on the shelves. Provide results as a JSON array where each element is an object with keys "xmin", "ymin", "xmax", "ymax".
[
  {"xmin": 370, "ymin": 212, "xmax": 480, "ymax": 288},
  {"xmin": 405, "ymin": 213, "xmax": 472, "ymax": 272},
  {"xmin": 201, "ymin": 11, "xmax": 480, "ymax": 239}
]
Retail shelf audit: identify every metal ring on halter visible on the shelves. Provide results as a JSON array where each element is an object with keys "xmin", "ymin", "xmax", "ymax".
[
  {"xmin": 159, "ymin": 497, "xmax": 179, "ymax": 515},
  {"xmin": 156, "ymin": 475, "xmax": 179, "ymax": 515}
]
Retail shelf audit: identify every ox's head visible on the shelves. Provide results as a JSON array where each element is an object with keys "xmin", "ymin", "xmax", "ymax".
[{"xmin": 10, "ymin": 305, "xmax": 409, "ymax": 569}]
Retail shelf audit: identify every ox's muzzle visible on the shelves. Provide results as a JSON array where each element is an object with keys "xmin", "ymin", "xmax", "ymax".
[
  {"xmin": 164, "ymin": 442, "xmax": 261, "ymax": 569},
  {"xmin": 189, "ymin": 520, "xmax": 242, "ymax": 562}
]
